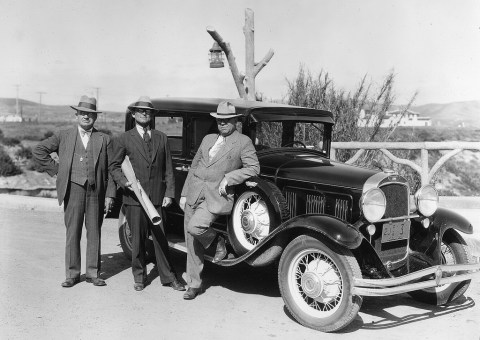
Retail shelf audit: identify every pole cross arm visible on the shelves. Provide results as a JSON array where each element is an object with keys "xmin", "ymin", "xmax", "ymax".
[{"xmin": 254, "ymin": 49, "xmax": 275, "ymax": 77}]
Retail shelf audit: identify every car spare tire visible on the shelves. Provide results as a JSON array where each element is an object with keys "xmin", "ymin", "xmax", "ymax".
[{"xmin": 228, "ymin": 178, "xmax": 290, "ymax": 256}]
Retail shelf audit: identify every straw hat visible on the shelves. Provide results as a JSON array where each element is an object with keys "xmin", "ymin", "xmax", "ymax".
[{"xmin": 210, "ymin": 101, "xmax": 242, "ymax": 119}]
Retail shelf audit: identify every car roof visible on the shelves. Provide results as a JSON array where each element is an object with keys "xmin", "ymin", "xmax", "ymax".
[{"xmin": 150, "ymin": 97, "xmax": 334, "ymax": 124}]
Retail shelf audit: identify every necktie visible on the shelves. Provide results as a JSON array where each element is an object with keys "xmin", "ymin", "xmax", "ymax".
[
  {"xmin": 143, "ymin": 128, "xmax": 152, "ymax": 159},
  {"xmin": 80, "ymin": 129, "xmax": 90, "ymax": 138},
  {"xmin": 209, "ymin": 136, "xmax": 225, "ymax": 161},
  {"xmin": 80, "ymin": 129, "xmax": 90, "ymax": 148},
  {"xmin": 143, "ymin": 128, "xmax": 150, "ymax": 144}
]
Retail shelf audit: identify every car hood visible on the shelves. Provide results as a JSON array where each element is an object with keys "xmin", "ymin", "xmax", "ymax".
[{"xmin": 258, "ymin": 149, "xmax": 378, "ymax": 191}]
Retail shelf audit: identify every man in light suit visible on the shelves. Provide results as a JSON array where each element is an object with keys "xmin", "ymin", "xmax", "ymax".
[
  {"xmin": 110, "ymin": 96, "xmax": 184, "ymax": 292},
  {"xmin": 33, "ymin": 95, "xmax": 116, "ymax": 288},
  {"xmin": 179, "ymin": 100, "xmax": 260, "ymax": 300}
]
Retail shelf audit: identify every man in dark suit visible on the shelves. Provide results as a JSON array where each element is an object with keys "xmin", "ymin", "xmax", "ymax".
[
  {"xmin": 179, "ymin": 100, "xmax": 260, "ymax": 300},
  {"xmin": 33, "ymin": 95, "xmax": 116, "ymax": 288},
  {"xmin": 110, "ymin": 96, "xmax": 184, "ymax": 292}
]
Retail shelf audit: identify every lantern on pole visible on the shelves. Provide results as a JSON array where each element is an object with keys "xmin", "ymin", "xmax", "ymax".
[{"xmin": 209, "ymin": 42, "xmax": 224, "ymax": 68}]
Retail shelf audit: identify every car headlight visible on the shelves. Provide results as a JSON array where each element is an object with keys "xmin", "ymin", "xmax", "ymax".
[
  {"xmin": 361, "ymin": 188, "xmax": 386, "ymax": 223},
  {"xmin": 415, "ymin": 185, "xmax": 438, "ymax": 217}
]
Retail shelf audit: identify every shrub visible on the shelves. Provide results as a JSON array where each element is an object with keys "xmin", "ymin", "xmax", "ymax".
[
  {"xmin": 0, "ymin": 147, "xmax": 22, "ymax": 176},
  {"xmin": 2, "ymin": 137, "xmax": 21, "ymax": 146},
  {"xmin": 97, "ymin": 128, "xmax": 112, "ymax": 135},
  {"xmin": 26, "ymin": 159, "xmax": 42, "ymax": 171},
  {"xmin": 15, "ymin": 145, "xmax": 33, "ymax": 159},
  {"xmin": 284, "ymin": 65, "xmax": 419, "ymax": 189},
  {"xmin": 43, "ymin": 130, "xmax": 54, "ymax": 139}
]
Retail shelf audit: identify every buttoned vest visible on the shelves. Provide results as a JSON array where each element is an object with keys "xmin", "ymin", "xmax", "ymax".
[{"xmin": 70, "ymin": 134, "xmax": 95, "ymax": 187}]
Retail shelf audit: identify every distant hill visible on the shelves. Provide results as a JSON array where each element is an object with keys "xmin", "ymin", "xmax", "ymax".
[
  {"xmin": 411, "ymin": 100, "xmax": 480, "ymax": 128},
  {"xmin": 0, "ymin": 98, "xmax": 124, "ymax": 123},
  {"xmin": 1, "ymin": 97, "xmax": 480, "ymax": 127}
]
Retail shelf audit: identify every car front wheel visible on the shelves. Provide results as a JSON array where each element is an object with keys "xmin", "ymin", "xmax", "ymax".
[
  {"xmin": 408, "ymin": 229, "xmax": 472, "ymax": 305},
  {"xmin": 278, "ymin": 235, "xmax": 362, "ymax": 332}
]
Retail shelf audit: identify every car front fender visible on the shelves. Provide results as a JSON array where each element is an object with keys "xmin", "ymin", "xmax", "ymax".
[
  {"xmin": 432, "ymin": 207, "xmax": 473, "ymax": 236},
  {"xmin": 220, "ymin": 214, "xmax": 363, "ymax": 267},
  {"xmin": 276, "ymin": 214, "xmax": 363, "ymax": 249}
]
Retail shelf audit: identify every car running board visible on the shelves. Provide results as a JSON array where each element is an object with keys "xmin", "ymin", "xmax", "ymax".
[{"xmin": 167, "ymin": 235, "xmax": 241, "ymax": 266}]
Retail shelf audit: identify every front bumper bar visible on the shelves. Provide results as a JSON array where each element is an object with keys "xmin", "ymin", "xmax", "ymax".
[{"xmin": 353, "ymin": 263, "xmax": 480, "ymax": 296}]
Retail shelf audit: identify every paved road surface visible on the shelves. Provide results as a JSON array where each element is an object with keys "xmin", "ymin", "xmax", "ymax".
[{"xmin": 1, "ymin": 207, "xmax": 479, "ymax": 340}]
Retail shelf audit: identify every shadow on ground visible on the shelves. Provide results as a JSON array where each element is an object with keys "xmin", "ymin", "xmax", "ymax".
[
  {"xmin": 99, "ymin": 251, "xmax": 131, "ymax": 280},
  {"xmin": 342, "ymin": 295, "xmax": 476, "ymax": 333}
]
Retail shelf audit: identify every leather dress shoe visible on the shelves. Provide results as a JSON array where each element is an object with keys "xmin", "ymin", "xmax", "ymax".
[
  {"xmin": 212, "ymin": 235, "xmax": 227, "ymax": 263},
  {"xmin": 134, "ymin": 282, "xmax": 145, "ymax": 291},
  {"xmin": 183, "ymin": 287, "xmax": 201, "ymax": 300},
  {"xmin": 61, "ymin": 278, "xmax": 79, "ymax": 288},
  {"xmin": 86, "ymin": 277, "xmax": 106, "ymax": 286},
  {"xmin": 164, "ymin": 278, "xmax": 185, "ymax": 291}
]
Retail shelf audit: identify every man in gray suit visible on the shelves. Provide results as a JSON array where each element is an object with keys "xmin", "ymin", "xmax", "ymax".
[
  {"xmin": 179, "ymin": 100, "xmax": 260, "ymax": 300},
  {"xmin": 33, "ymin": 95, "xmax": 116, "ymax": 288}
]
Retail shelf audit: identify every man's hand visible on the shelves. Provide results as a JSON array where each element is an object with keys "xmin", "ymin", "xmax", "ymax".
[
  {"xmin": 124, "ymin": 181, "xmax": 134, "ymax": 192},
  {"xmin": 162, "ymin": 197, "xmax": 173, "ymax": 208},
  {"xmin": 218, "ymin": 177, "xmax": 228, "ymax": 196},
  {"xmin": 179, "ymin": 196, "xmax": 186, "ymax": 211},
  {"xmin": 104, "ymin": 197, "xmax": 114, "ymax": 214}
]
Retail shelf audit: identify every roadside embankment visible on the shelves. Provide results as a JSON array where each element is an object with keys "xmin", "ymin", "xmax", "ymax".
[{"xmin": 0, "ymin": 194, "xmax": 478, "ymax": 258}]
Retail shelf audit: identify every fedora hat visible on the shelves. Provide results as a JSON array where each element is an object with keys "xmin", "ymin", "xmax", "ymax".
[
  {"xmin": 210, "ymin": 101, "xmax": 242, "ymax": 119},
  {"xmin": 128, "ymin": 96, "xmax": 157, "ymax": 111},
  {"xmin": 70, "ymin": 95, "xmax": 101, "ymax": 113}
]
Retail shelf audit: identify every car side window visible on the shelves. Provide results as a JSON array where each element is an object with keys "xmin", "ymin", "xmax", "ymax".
[
  {"xmin": 155, "ymin": 116, "xmax": 183, "ymax": 155},
  {"xmin": 189, "ymin": 118, "xmax": 217, "ymax": 157}
]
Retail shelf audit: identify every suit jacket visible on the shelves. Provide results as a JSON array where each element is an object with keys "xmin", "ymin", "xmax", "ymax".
[
  {"xmin": 33, "ymin": 126, "xmax": 116, "ymax": 205},
  {"xmin": 110, "ymin": 127, "xmax": 175, "ymax": 206},
  {"xmin": 181, "ymin": 130, "xmax": 260, "ymax": 215}
]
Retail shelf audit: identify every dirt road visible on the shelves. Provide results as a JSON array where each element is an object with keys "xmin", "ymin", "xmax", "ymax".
[{"xmin": 1, "ymin": 207, "xmax": 479, "ymax": 340}]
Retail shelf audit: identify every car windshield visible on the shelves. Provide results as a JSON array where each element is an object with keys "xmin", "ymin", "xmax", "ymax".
[{"xmin": 254, "ymin": 121, "xmax": 325, "ymax": 151}]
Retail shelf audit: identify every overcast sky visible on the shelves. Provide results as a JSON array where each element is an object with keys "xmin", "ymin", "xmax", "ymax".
[{"xmin": 1, "ymin": 0, "xmax": 479, "ymax": 111}]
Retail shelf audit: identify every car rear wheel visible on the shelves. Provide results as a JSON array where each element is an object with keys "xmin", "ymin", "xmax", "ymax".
[
  {"xmin": 408, "ymin": 229, "xmax": 472, "ymax": 305},
  {"xmin": 118, "ymin": 205, "xmax": 155, "ymax": 262},
  {"xmin": 228, "ymin": 180, "xmax": 289, "ymax": 256},
  {"xmin": 278, "ymin": 235, "xmax": 362, "ymax": 332}
]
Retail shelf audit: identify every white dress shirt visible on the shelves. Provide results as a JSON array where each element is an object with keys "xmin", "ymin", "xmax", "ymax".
[{"xmin": 78, "ymin": 126, "xmax": 92, "ymax": 149}]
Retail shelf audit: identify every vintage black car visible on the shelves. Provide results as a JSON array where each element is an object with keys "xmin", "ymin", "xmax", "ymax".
[{"xmin": 116, "ymin": 97, "xmax": 480, "ymax": 332}]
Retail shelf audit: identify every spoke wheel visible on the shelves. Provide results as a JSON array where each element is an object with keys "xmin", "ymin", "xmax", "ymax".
[
  {"xmin": 278, "ymin": 235, "xmax": 362, "ymax": 332},
  {"xmin": 228, "ymin": 180, "xmax": 289, "ymax": 256},
  {"xmin": 232, "ymin": 191, "xmax": 270, "ymax": 251}
]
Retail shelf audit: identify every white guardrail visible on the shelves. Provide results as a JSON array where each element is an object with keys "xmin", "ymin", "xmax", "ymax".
[{"xmin": 331, "ymin": 141, "xmax": 480, "ymax": 186}]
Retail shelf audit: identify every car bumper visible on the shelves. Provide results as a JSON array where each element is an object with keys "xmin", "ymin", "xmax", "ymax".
[{"xmin": 353, "ymin": 262, "xmax": 480, "ymax": 296}]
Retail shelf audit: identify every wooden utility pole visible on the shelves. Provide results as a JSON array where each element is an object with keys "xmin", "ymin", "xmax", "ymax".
[
  {"xmin": 207, "ymin": 8, "xmax": 274, "ymax": 100},
  {"xmin": 14, "ymin": 84, "xmax": 20, "ymax": 116},
  {"xmin": 37, "ymin": 91, "xmax": 46, "ymax": 123}
]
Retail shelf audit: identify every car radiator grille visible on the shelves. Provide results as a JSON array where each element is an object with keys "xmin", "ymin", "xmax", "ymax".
[
  {"xmin": 372, "ymin": 183, "xmax": 410, "ymax": 270},
  {"xmin": 380, "ymin": 183, "xmax": 409, "ymax": 218}
]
